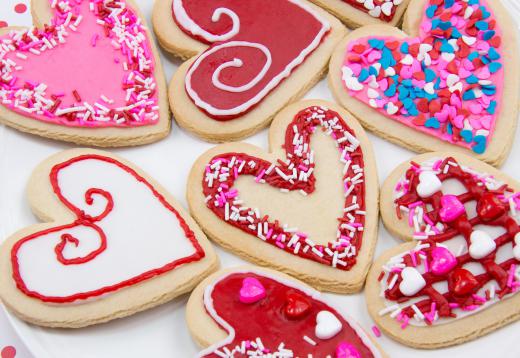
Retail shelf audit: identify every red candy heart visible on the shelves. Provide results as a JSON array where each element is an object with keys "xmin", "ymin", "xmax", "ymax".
[
  {"xmin": 448, "ymin": 268, "xmax": 479, "ymax": 297},
  {"xmin": 477, "ymin": 192, "xmax": 506, "ymax": 222},
  {"xmin": 285, "ymin": 292, "xmax": 311, "ymax": 319},
  {"xmin": 1, "ymin": 347, "xmax": 16, "ymax": 358}
]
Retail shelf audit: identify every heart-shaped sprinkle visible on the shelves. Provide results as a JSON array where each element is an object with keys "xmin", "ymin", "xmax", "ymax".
[
  {"xmin": 469, "ymin": 230, "xmax": 496, "ymax": 259},
  {"xmin": 430, "ymin": 246, "xmax": 457, "ymax": 276},
  {"xmin": 336, "ymin": 342, "xmax": 361, "ymax": 358},
  {"xmin": 448, "ymin": 268, "xmax": 479, "ymax": 297},
  {"xmin": 477, "ymin": 192, "xmax": 506, "ymax": 222},
  {"xmin": 315, "ymin": 311, "xmax": 343, "ymax": 340},
  {"xmin": 514, "ymin": 233, "xmax": 520, "ymax": 261},
  {"xmin": 239, "ymin": 277, "xmax": 266, "ymax": 304},
  {"xmin": 399, "ymin": 267, "xmax": 426, "ymax": 296},
  {"xmin": 439, "ymin": 195, "xmax": 465, "ymax": 223},
  {"xmin": 284, "ymin": 292, "xmax": 311, "ymax": 319},
  {"xmin": 416, "ymin": 171, "xmax": 442, "ymax": 198}
]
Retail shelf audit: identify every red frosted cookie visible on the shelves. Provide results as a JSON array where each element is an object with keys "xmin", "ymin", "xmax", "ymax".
[
  {"xmin": 152, "ymin": 0, "xmax": 346, "ymax": 142},
  {"xmin": 0, "ymin": 149, "xmax": 218, "ymax": 328},
  {"xmin": 187, "ymin": 267, "xmax": 386, "ymax": 357},
  {"xmin": 187, "ymin": 100, "xmax": 379, "ymax": 293},
  {"xmin": 0, "ymin": 0, "xmax": 170, "ymax": 146},
  {"xmin": 366, "ymin": 152, "xmax": 520, "ymax": 347}
]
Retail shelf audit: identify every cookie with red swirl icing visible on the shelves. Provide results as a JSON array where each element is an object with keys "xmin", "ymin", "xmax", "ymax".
[
  {"xmin": 187, "ymin": 266, "xmax": 387, "ymax": 357},
  {"xmin": 187, "ymin": 100, "xmax": 379, "ymax": 293},
  {"xmin": 152, "ymin": 0, "xmax": 346, "ymax": 142},
  {"xmin": 366, "ymin": 152, "xmax": 520, "ymax": 347},
  {"xmin": 0, "ymin": 0, "xmax": 171, "ymax": 147},
  {"xmin": 0, "ymin": 148, "xmax": 218, "ymax": 328},
  {"xmin": 329, "ymin": 0, "xmax": 519, "ymax": 166}
]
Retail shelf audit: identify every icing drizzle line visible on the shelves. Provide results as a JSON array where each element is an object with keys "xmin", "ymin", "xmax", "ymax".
[
  {"xmin": 11, "ymin": 154, "xmax": 205, "ymax": 303},
  {"xmin": 202, "ymin": 106, "xmax": 367, "ymax": 270}
]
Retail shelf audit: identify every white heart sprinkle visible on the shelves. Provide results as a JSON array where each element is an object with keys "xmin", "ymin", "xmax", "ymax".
[
  {"xmin": 393, "ymin": 0, "xmax": 403, "ymax": 4},
  {"xmin": 449, "ymin": 82, "xmax": 463, "ymax": 93},
  {"xmin": 384, "ymin": 67, "xmax": 396, "ymax": 76},
  {"xmin": 342, "ymin": 67, "xmax": 364, "ymax": 91},
  {"xmin": 386, "ymin": 102, "xmax": 399, "ymax": 115},
  {"xmin": 416, "ymin": 171, "xmax": 442, "ymax": 198},
  {"xmin": 367, "ymin": 88, "xmax": 379, "ymax": 99},
  {"xmin": 446, "ymin": 74, "xmax": 460, "ymax": 88},
  {"xmin": 381, "ymin": 2, "xmax": 393, "ymax": 16},
  {"xmin": 424, "ymin": 82, "xmax": 435, "ymax": 95},
  {"xmin": 513, "ymin": 233, "xmax": 520, "ymax": 261},
  {"xmin": 369, "ymin": 98, "xmax": 378, "ymax": 108},
  {"xmin": 462, "ymin": 35, "xmax": 476, "ymax": 46},
  {"xmin": 469, "ymin": 230, "xmax": 496, "ymax": 259},
  {"xmin": 419, "ymin": 44, "xmax": 433, "ymax": 54},
  {"xmin": 442, "ymin": 52, "xmax": 456, "ymax": 62},
  {"xmin": 315, "ymin": 311, "xmax": 343, "ymax": 340},
  {"xmin": 369, "ymin": 5, "xmax": 381, "ymax": 17},
  {"xmin": 364, "ymin": 0, "xmax": 375, "ymax": 10},
  {"xmin": 401, "ymin": 54, "xmax": 414, "ymax": 65},
  {"xmin": 399, "ymin": 267, "xmax": 426, "ymax": 296},
  {"xmin": 464, "ymin": 7, "xmax": 474, "ymax": 19}
]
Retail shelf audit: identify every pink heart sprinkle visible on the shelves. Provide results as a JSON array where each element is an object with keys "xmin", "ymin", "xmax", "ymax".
[
  {"xmin": 480, "ymin": 115, "xmax": 492, "ymax": 130},
  {"xmin": 239, "ymin": 277, "xmax": 266, "ymax": 304},
  {"xmin": 336, "ymin": 342, "xmax": 361, "ymax": 358},
  {"xmin": 439, "ymin": 195, "xmax": 466, "ymax": 223},
  {"xmin": 430, "ymin": 246, "xmax": 457, "ymax": 275}
]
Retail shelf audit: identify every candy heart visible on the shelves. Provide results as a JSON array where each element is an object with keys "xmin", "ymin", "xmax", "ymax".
[
  {"xmin": 448, "ymin": 268, "xmax": 479, "ymax": 297},
  {"xmin": 239, "ymin": 277, "xmax": 266, "ymax": 304},
  {"xmin": 430, "ymin": 246, "xmax": 457, "ymax": 276},
  {"xmin": 416, "ymin": 171, "xmax": 443, "ymax": 198},
  {"xmin": 514, "ymin": 233, "xmax": 520, "ymax": 261},
  {"xmin": 439, "ymin": 195, "xmax": 466, "ymax": 223},
  {"xmin": 477, "ymin": 192, "xmax": 507, "ymax": 222},
  {"xmin": 469, "ymin": 230, "xmax": 496, "ymax": 259},
  {"xmin": 336, "ymin": 342, "xmax": 362, "ymax": 358},
  {"xmin": 1, "ymin": 346, "xmax": 16, "ymax": 358},
  {"xmin": 189, "ymin": 102, "xmax": 378, "ymax": 293},
  {"xmin": 399, "ymin": 267, "xmax": 426, "ymax": 296},
  {"xmin": 0, "ymin": 0, "xmax": 168, "ymax": 146},
  {"xmin": 0, "ymin": 150, "xmax": 215, "ymax": 327},
  {"xmin": 285, "ymin": 292, "xmax": 312, "ymax": 319},
  {"xmin": 315, "ymin": 311, "xmax": 343, "ymax": 340},
  {"xmin": 331, "ymin": 0, "xmax": 518, "ymax": 165},
  {"xmin": 195, "ymin": 269, "xmax": 382, "ymax": 357}
]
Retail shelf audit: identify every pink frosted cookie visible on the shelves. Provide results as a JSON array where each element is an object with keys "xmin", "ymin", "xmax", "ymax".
[
  {"xmin": 0, "ymin": 149, "xmax": 218, "ymax": 328},
  {"xmin": 329, "ymin": 0, "xmax": 519, "ymax": 166},
  {"xmin": 187, "ymin": 100, "xmax": 379, "ymax": 293},
  {"xmin": 0, "ymin": 0, "xmax": 170, "ymax": 146},
  {"xmin": 152, "ymin": 0, "xmax": 346, "ymax": 142},
  {"xmin": 366, "ymin": 152, "xmax": 520, "ymax": 347},
  {"xmin": 187, "ymin": 267, "xmax": 387, "ymax": 357}
]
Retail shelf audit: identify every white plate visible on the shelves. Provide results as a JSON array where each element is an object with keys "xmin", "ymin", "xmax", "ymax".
[{"xmin": 2, "ymin": 0, "xmax": 520, "ymax": 357}]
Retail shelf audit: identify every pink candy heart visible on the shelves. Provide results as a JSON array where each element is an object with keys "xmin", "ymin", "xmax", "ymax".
[
  {"xmin": 336, "ymin": 342, "xmax": 361, "ymax": 358},
  {"xmin": 439, "ymin": 195, "xmax": 466, "ymax": 223},
  {"xmin": 239, "ymin": 277, "xmax": 266, "ymax": 304},
  {"xmin": 430, "ymin": 246, "xmax": 457, "ymax": 275}
]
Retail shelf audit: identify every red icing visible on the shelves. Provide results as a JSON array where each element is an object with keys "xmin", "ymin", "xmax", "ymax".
[
  {"xmin": 202, "ymin": 106, "xmax": 367, "ymax": 269},
  {"xmin": 11, "ymin": 154, "xmax": 205, "ymax": 303},
  {"xmin": 201, "ymin": 272, "xmax": 376, "ymax": 357},
  {"xmin": 173, "ymin": 0, "xmax": 330, "ymax": 120},
  {"xmin": 384, "ymin": 157, "xmax": 520, "ymax": 322}
]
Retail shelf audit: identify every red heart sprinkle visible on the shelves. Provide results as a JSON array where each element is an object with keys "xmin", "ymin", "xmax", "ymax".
[
  {"xmin": 284, "ymin": 292, "xmax": 311, "ymax": 319},
  {"xmin": 448, "ymin": 268, "xmax": 479, "ymax": 297},
  {"xmin": 477, "ymin": 192, "xmax": 506, "ymax": 222}
]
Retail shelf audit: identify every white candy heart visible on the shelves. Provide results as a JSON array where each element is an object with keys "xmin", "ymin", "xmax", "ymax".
[
  {"xmin": 364, "ymin": 0, "xmax": 375, "ymax": 10},
  {"xmin": 386, "ymin": 102, "xmax": 399, "ymax": 115},
  {"xmin": 446, "ymin": 74, "xmax": 460, "ymax": 88},
  {"xmin": 315, "ymin": 310, "xmax": 343, "ymax": 340},
  {"xmin": 513, "ymin": 233, "xmax": 520, "ymax": 261},
  {"xmin": 424, "ymin": 82, "xmax": 435, "ymax": 95},
  {"xmin": 369, "ymin": 6, "xmax": 381, "ymax": 17},
  {"xmin": 401, "ymin": 54, "xmax": 414, "ymax": 65},
  {"xmin": 342, "ymin": 67, "xmax": 364, "ymax": 91},
  {"xmin": 469, "ymin": 230, "xmax": 496, "ymax": 259},
  {"xmin": 381, "ymin": 2, "xmax": 393, "ymax": 16},
  {"xmin": 399, "ymin": 267, "xmax": 426, "ymax": 296},
  {"xmin": 416, "ymin": 171, "xmax": 442, "ymax": 198}
]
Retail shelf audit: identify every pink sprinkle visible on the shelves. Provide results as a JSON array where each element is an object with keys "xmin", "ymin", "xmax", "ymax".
[
  {"xmin": 507, "ymin": 264, "xmax": 516, "ymax": 288},
  {"xmin": 409, "ymin": 251, "xmax": 417, "ymax": 267},
  {"xmin": 276, "ymin": 242, "xmax": 284, "ymax": 249},
  {"xmin": 449, "ymin": 302, "xmax": 459, "ymax": 308},
  {"xmin": 371, "ymin": 325, "xmax": 381, "ymax": 338},
  {"xmin": 255, "ymin": 169, "xmax": 266, "ymax": 183},
  {"xmin": 91, "ymin": 34, "xmax": 99, "ymax": 47},
  {"xmin": 472, "ymin": 294, "xmax": 487, "ymax": 303}
]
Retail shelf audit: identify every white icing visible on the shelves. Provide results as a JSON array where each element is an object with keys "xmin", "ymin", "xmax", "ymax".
[
  {"xmin": 197, "ymin": 269, "xmax": 383, "ymax": 358},
  {"xmin": 172, "ymin": 1, "xmax": 240, "ymax": 42},
  {"xmin": 183, "ymin": 0, "xmax": 330, "ymax": 116},
  {"xmin": 211, "ymin": 43, "xmax": 272, "ymax": 93},
  {"xmin": 399, "ymin": 267, "xmax": 426, "ymax": 296},
  {"xmin": 315, "ymin": 310, "xmax": 343, "ymax": 340},
  {"xmin": 16, "ymin": 158, "xmax": 196, "ymax": 300}
]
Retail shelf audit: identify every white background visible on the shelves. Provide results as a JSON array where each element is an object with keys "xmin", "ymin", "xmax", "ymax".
[{"xmin": 1, "ymin": 0, "xmax": 520, "ymax": 357}]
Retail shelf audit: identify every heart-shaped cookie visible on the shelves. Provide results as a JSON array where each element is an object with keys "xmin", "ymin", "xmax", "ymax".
[
  {"xmin": 329, "ymin": 0, "xmax": 519, "ymax": 166},
  {"xmin": 368, "ymin": 152, "xmax": 520, "ymax": 347},
  {"xmin": 307, "ymin": 0, "xmax": 411, "ymax": 28},
  {"xmin": 0, "ymin": 0, "xmax": 170, "ymax": 146},
  {"xmin": 152, "ymin": 0, "xmax": 346, "ymax": 142},
  {"xmin": 186, "ymin": 266, "xmax": 386, "ymax": 357},
  {"xmin": 187, "ymin": 100, "xmax": 378, "ymax": 292},
  {"xmin": 0, "ymin": 149, "xmax": 218, "ymax": 328}
]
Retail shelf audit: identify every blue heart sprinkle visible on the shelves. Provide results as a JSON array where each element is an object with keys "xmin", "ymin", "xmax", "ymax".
[
  {"xmin": 481, "ymin": 56, "xmax": 490, "ymax": 65},
  {"xmin": 368, "ymin": 38, "xmax": 385, "ymax": 50},
  {"xmin": 468, "ymin": 0, "xmax": 479, "ymax": 4},
  {"xmin": 401, "ymin": 79, "xmax": 413, "ymax": 88},
  {"xmin": 445, "ymin": 0, "xmax": 455, "ymax": 8},
  {"xmin": 408, "ymin": 106, "xmax": 419, "ymax": 116},
  {"xmin": 384, "ymin": 84, "xmax": 397, "ymax": 97},
  {"xmin": 439, "ymin": 21, "xmax": 452, "ymax": 30},
  {"xmin": 460, "ymin": 130, "xmax": 473, "ymax": 143},
  {"xmin": 440, "ymin": 42, "xmax": 454, "ymax": 53},
  {"xmin": 487, "ymin": 101, "xmax": 497, "ymax": 114},
  {"xmin": 483, "ymin": 30, "xmax": 495, "ymax": 41},
  {"xmin": 369, "ymin": 66, "xmax": 378, "ymax": 76},
  {"xmin": 468, "ymin": 52, "xmax": 479, "ymax": 61},
  {"xmin": 424, "ymin": 92, "xmax": 438, "ymax": 101},
  {"xmin": 472, "ymin": 136, "xmax": 487, "ymax": 154},
  {"xmin": 424, "ymin": 68, "xmax": 436, "ymax": 82},
  {"xmin": 451, "ymin": 28, "xmax": 462, "ymax": 39},
  {"xmin": 447, "ymin": 123, "xmax": 453, "ymax": 135},
  {"xmin": 489, "ymin": 62, "xmax": 502, "ymax": 73},
  {"xmin": 482, "ymin": 86, "xmax": 496, "ymax": 95},
  {"xmin": 400, "ymin": 42, "xmax": 409, "ymax": 54},
  {"xmin": 402, "ymin": 98, "xmax": 414, "ymax": 109},
  {"xmin": 480, "ymin": 6, "xmax": 491, "ymax": 19},
  {"xmin": 475, "ymin": 21, "xmax": 488, "ymax": 31},
  {"xmin": 426, "ymin": 5, "xmax": 438, "ymax": 18},
  {"xmin": 358, "ymin": 69, "xmax": 369, "ymax": 82},
  {"xmin": 431, "ymin": 19, "xmax": 440, "ymax": 29},
  {"xmin": 466, "ymin": 75, "xmax": 479, "ymax": 84},
  {"xmin": 434, "ymin": 77, "xmax": 441, "ymax": 90},
  {"xmin": 487, "ymin": 48, "xmax": 500, "ymax": 60},
  {"xmin": 425, "ymin": 118, "xmax": 440, "ymax": 129},
  {"xmin": 463, "ymin": 90, "xmax": 476, "ymax": 101}
]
